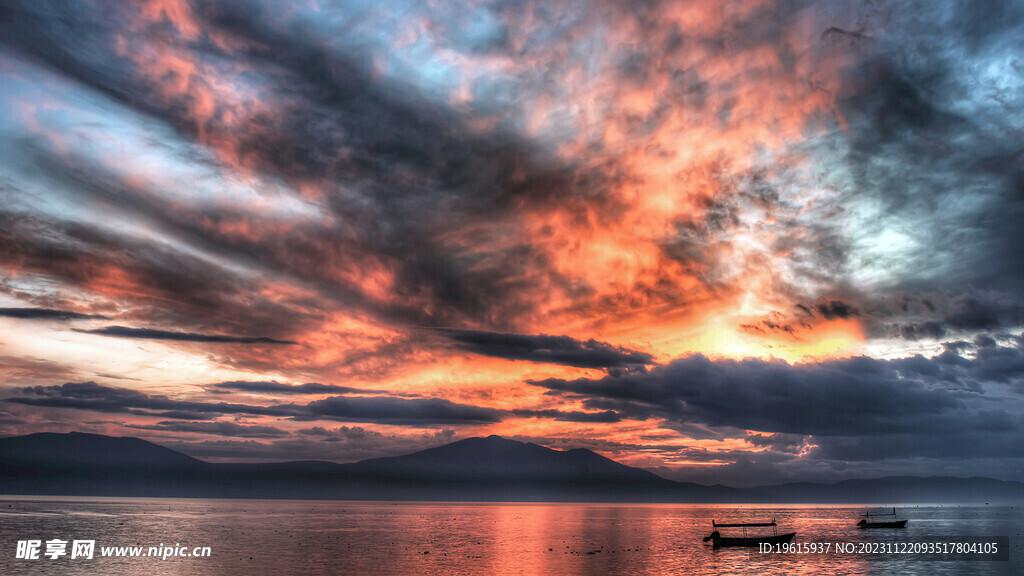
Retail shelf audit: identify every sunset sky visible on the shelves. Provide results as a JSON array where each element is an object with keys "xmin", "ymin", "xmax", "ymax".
[{"xmin": 1, "ymin": 0, "xmax": 1022, "ymax": 486}]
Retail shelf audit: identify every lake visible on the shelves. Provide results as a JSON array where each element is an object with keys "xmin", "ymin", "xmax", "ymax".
[{"xmin": 0, "ymin": 497, "xmax": 1019, "ymax": 575}]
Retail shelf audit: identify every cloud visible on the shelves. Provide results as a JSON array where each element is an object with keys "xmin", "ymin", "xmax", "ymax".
[
  {"xmin": 304, "ymin": 396, "xmax": 501, "ymax": 425},
  {"xmin": 831, "ymin": 20, "xmax": 1024, "ymax": 300},
  {"xmin": 885, "ymin": 293, "xmax": 1024, "ymax": 341},
  {"xmin": 896, "ymin": 321, "xmax": 947, "ymax": 341},
  {"xmin": 8, "ymin": 381, "xmax": 299, "ymax": 418},
  {"xmin": 3, "ymin": 0, "xmax": 1022, "ymax": 358},
  {"xmin": 0, "ymin": 307, "xmax": 109, "ymax": 321},
  {"xmin": 944, "ymin": 297, "xmax": 1022, "ymax": 331},
  {"xmin": 0, "ymin": 354, "xmax": 82, "ymax": 386},
  {"xmin": 210, "ymin": 381, "xmax": 393, "ymax": 395},
  {"xmin": 298, "ymin": 425, "xmax": 385, "ymax": 442},
  {"xmin": 78, "ymin": 326, "xmax": 296, "ymax": 345},
  {"xmin": 526, "ymin": 340, "xmax": 1024, "ymax": 483},
  {"xmin": 531, "ymin": 344, "xmax": 1024, "ymax": 454},
  {"xmin": 0, "ymin": 208, "xmax": 309, "ymax": 348},
  {"xmin": 745, "ymin": 432, "xmax": 814, "ymax": 455},
  {"xmin": 2, "ymin": 0, "xmax": 1024, "ymax": 480},
  {"xmin": 157, "ymin": 428, "xmax": 460, "ymax": 463},
  {"xmin": 0, "ymin": 0, "xmax": 583, "ymax": 335},
  {"xmin": 532, "ymin": 354, "xmax": 964, "ymax": 436},
  {"xmin": 125, "ymin": 420, "xmax": 288, "ymax": 438},
  {"xmin": 816, "ymin": 300, "xmax": 859, "ymax": 320},
  {"xmin": 438, "ymin": 328, "xmax": 654, "ymax": 368},
  {"xmin": 0, "ymin": 409, "xmax": 25, "ymax": 426},
  {"xmin": 6, "ymin": 380, "xmax": 620, "ymax": 426},
  {"xmin": 510, "ymin": 408, "xmax": 621, "ymax": 423}
]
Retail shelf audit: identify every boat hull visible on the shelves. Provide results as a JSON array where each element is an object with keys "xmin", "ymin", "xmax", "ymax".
[
  {"xmin": 858, "ymin": 520, "xmax": 907, "ymax": 528},
  {"xmin": 710, "ymin": 532, "xmax": 796, "ymax": 547}
]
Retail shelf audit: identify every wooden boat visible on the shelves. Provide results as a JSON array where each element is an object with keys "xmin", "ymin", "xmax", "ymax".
[
  {"xmin": 703, "ymin": 519, "xmax": 796, "ymax": 547},
  {"xmin": 857, "ymin": 507, "xmax": 908, "ymax": 528}
]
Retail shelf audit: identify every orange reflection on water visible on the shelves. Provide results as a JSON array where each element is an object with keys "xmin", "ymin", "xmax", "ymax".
[{"xmin": 2, "ymin": 499, "xmax": 1014, "ymax": 576}]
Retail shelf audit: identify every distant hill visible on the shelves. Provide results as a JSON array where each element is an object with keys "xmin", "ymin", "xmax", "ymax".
[
  {"xmin": 0, "ymin": 431, "xmax": 204, "ymax": 469},
  {"xmin": 336, "ymin": 435, "xmax": 749, "ymax": 501},
  {"xmin": 349, "ymin": 435, "xmax": 666, "ymax": 480},
  {"xmin": 0, "ymin": 432, "xmax": 746, "ymax": 501},
  {"xmin": 1, "ymin": 432, "xmax": 1021, "ymax": 503}
]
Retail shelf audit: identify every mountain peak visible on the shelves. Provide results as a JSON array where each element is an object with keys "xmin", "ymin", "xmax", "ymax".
[
  {"xmin": 0, "ymin": 431, "xmax": 746, "ymax": 501},
  {"xmin": 0, "ymin": 431, "xmax": 203, "ymax": 468},
  {"xmin": 1, "ymin": 431, "xmax": 1019, "ymax": 502},
  {"xmin": 350, "ymin": 434, "xmax": 661, "ymax": 482}
]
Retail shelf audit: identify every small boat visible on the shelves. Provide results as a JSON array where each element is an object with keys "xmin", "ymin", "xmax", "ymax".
[
  {"xmin": 703, "ymin": 519, "xmax": 796, "ymax": 547},
  {"xmin": 857, "ymin": 507, "xmax": 908, "ymax": 528}
]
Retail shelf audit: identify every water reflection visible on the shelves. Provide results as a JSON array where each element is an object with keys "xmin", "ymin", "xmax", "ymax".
[{"xmin": 0, "ymin": 498, "xmax": 1018, "ymax": 575}]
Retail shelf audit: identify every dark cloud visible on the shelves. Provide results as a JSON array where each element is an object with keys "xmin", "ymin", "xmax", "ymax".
[
  {"xmin": 78, "ymin": 326, "xmax": 296, "ymax": 345},
  {"xmin": 745, "ymin": 433, "xmax": 812, "ymax": 455},
  {"xmin": 528, "ymin": 344, "xmax": 1024, "ymax": 482},
  {"xmin": 888, "ymin": 294, "xmax": 1023, "ymax": 341},
  {"xmin": 0, "ymin": 209, "xmax": 309, "ymax": 345},
  {"xmin": 438, "ymin": 328, "xmax": 654, "ymax": 368},
  {"xmin": 125, "ymin": 420, "xmax": 288, "ymax": 438},
  {"xmin": 534, "ymin": 358, "xmax": 945, "ymax": 436},
  {"xmin": 303, "ymin": 396, "xmax": 622, "ymax": 426},
  {"xmin": 742, "ymin": 299, "xmax": 863, "ymax": 340},
  {"xmin": 210, "ymin": 381, "xmax": 392, "ymax": 395},
  {"xmin": 155, "ymin": 411, "xmax": 221, "ymax": 421},
  {"xmin": 834, "ymin": 35, "xmax": 1024, "ymax": 297},
  {"xmin": 2, "ymin": 0, "xmax": 1024, "ymax": 482},
  {"xmin": 4, "ymin": 0, "xmax": 1019, "ymax": 348},
  {"xmin": 816, "ymin": 300, "xmax": 859, "ymax": 320},
  {"xmin": 0, "ymin": 0, "xmax": 590, "ymax": 335},
  {"xmin": 531, "ymin": 347, "xmax": 1024, "ymax": 438},
  {"xmin": 944, "ymin": 297, "xmax": 1021, "ymax": 331},
  {"xmin": 896, "ymin": 321, "xmax": 946, "ymax": 341},
  {"xmin": 0, "ymin": 307, "xmax": 109, "ymax": 321},
  {"xmin": 8, "ymin": 381, "xmax": 299, "ymax": 418},
  {"xmin": 511, "ymin": 408, "xmax": 622, "ymax": 423},
  {"xmin": 740, "ymin": 310, "xmax": 799, "ymax": 337},
  {"xmin": 6, "ymin": 381, "xmax": 620, "ymax": 427},
  {"xmin": 810, "ymin": 423, "xmax": 1024, "ymax": 462},
  {"xmin": 298, "ymin": 425, "xmax": 384, "ymax": 442},
  {"xmin": 304, "ymin": 396, "xmax": 501, "ymax": 425}
]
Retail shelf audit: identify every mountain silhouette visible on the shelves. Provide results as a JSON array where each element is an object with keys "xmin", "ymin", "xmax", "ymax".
[
  {"xmin": 0, "ymin": 432, "xmax": 744, "ymax": 501},
  {"xmin": 0, "ymin": 431, "xmax": 203, "ymax": 469},
  {"xmin": 1, "ymin": 432, "xmax": 1021, "ymax": 503},
  {"xmin": 348, "ymin": 435, "xmax": 665, "ymax": 481}
]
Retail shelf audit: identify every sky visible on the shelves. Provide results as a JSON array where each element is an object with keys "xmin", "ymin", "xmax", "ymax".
[{"xmin": 0, "ymin": 0, "xmax": 1022, "ymax": 487}]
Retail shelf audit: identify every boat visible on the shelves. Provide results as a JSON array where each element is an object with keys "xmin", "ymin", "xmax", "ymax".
[
  {"xmin": 857, "ymin": 507, "xmax": 908, "ymax": 528},
  {"xmin": 702, "ymin": 519, "xmax": 796, "ymax": 547}
]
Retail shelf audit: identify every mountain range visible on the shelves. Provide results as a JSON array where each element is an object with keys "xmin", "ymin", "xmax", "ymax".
[{"xmin": 2, "ymin": 432, "xmax": 1021, "ymax": 503}]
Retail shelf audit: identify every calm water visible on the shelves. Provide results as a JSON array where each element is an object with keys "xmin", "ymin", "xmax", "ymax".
[{"xmin": 0, "ymin": 497, "xmax": 1019, "ymax": 575}]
